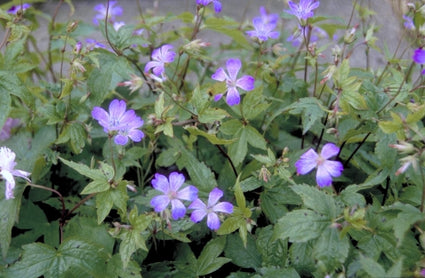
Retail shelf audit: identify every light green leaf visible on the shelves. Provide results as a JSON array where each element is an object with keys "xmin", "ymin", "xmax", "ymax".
[
  {"xmin": 59, "ymin": 157, "xmax": 106, "ymax": 181},
  {"xmin": 204, "ymin": 17, "xmax": 252, "ymax": 49},
  {"xmin": 185, "ymin": 126, "xmax": 235, "ymax": 145},
  {"xmin": 198, "ymin": 108, "xmax": 230, "ymax": 123}
]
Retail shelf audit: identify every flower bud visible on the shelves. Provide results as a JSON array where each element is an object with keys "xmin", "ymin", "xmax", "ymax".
[
  {"xmin": 67, "ymin": 20, "xmax": 79, "ymax": 33},
  {"xmin": 344, "ymin": 25, "xmax": 358, "ymax": 44},
  {"xmin": 389, "ymin": 141, "xmax": 415, "ymax": 154}
]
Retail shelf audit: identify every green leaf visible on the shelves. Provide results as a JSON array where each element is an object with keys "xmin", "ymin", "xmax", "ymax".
[
  {"xmin": 384, "ymin": 202, "xmax": 424, "ymax": 246},
  {"xmin": 312, "ymin": 227, "xmax": 350, "ymax": 270},
  {"xmin": 59, "ymin": 158, "xmax": 113, "ymax": 195},
  {"xmin": 177, "ymin": 143, "xmax": 218, "ymax": 191},
  {"xmin": 273, "ymin": 209, "xmax": 329, "ymax": 242},
  {"xmin": 242, "ymin": 87, "xmax": 270, "ymax": 120},
  {"xmin": 185, "ymin": 126, "xmax": 235, "ymax": 145},
  {"xmin": 224, "ymin": 233, "xmax": 261, "ymax": 269},
  {"xmin": 87, "ymin": 53, "xmax": 133, "ymax": 106},
  {"xmin": 246, "ymin": 125, "xmax": 267, "ymax": 150},
  {"xmin": 386, "ymin": 259, "xmax": 402, "ymax": 277},
  {"xmin": 5, "ymin": 239, "xmax": 108, "ymax": 278},
  {"xmin": 197, "ymin": 237, "xmax": 230, "ymax": 276},
  {"xmin": 359, "ymin": 256, "xmax": 386, "ymax": 277},
  {"xmin": 260, "ymin": 186, "xmax": 301, "ymax": 223},
  {"xmin": 0, "ymin": 72, "xmax": 31, "ymax": 106},
  {"xmin": 119, "ymin": 207, "xmax": 152, "ymax": 268},
  {"xmin": 95, "ymin": 182, "xmax": 128, "ymax": 224},
  {"xmin": 198, "ymin": 107, "xmax": 229, "ymax": 124},
  {"xmin": 106, "ymin": 254, "xmax": 142, "ymax": 278},
  {"xmin": 256, "ymin": 226, "xmax": 287, "ymax": 267},
  {"xmin": 234, "ymin": 177, "xmax": 246, "ymax": 210},
  {"xmin": 0, "ymin": 192, "xmax": 23, "ymax": 257},
  {"xmin": 286, "ymin": 98, "xmax": 325, "ymax": 134},
  {"xmin": 0, "ymin": 89, "xmax": 10, "ymax": 132},
  {"xmin": 228, "ymin": 127, "xmax": 247, "ymax": 166},
  {"xmin": 204, "ymin": 17, "xmax": 252, "ymax": 50},
  {"xmin": 289, "ymin": 242, "xmax": 316, "ymax": 274},
  {"xmin": 59, "ymin": 157, "xmax": 108, "ymax": 181},
  {"xmin": 290, "ymin": 184, "xmax": 338, "ymax": 218}
]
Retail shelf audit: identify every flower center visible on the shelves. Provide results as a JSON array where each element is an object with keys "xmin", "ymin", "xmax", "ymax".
[{"xmin": 316, "ymin": 155, "xmax": 325, "ymax": 166}]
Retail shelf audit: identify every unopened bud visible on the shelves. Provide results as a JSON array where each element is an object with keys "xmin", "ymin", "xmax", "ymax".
[
  {"xmin": 389, "ymin": 141, "xmax": 415, "ymax": 154},
  {"xmin": 344, "ymin": 24, "xmax": 358, "ymax": 44},
  {"xmin": 67, "ymin": 20, "xmax": 79, "ymax": 33}
]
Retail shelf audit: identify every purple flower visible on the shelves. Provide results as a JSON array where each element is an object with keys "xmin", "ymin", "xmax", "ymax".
[
  {"xmin": 85, "ymin": 38, "xmax": 107, "ymax": 50},
  {"xmin": 197, "ymin": 0, "xmax": 222, "ymax": 13},
  {"xmin": 7, "ymin": 3, "xmax": 31, "ymax": 14},
  {"xmin": 403, "ymin": 15, "xmax": 415, "ymax": 30},
  {"xmin": 0, "ymin": 147, "xmax": 31, "ymax": 200},
  {"xmin": 284, "ymin": 0, "xmax": 320, "ymax": 22},
  {"xmin": 246, "ymin": 17, "xmax": 280, "ymax": 42},
  {"xmin": 113, "ymin": 21, "xmax": 125, "ymax": 31},
  {"xmin": 413, "ymin": 48, "xmax": 425, "ymax": 75},
  {"xmin": 287, "ymin": 25, "xmax": 328, "ymax": 47},
  {"xmin": 258, "ymin": 6, "xmax": 279, "ymax": 25},
  {"xmin": 150, "ymin": 172, "xmax": 198, "ymax": 220},
  {"xmin": 211, "ymin": 58, "xmax": 255, "ymax": 106},
  {"xmin": 144, "ymin": 45, "xmax": 176, "ymax": 78},
  {"xmin": 0, "ymin": 118, "xmax": 20, "ymax": 141},
  {"xmin": 93, "ymin": 0, "xmax": 123, "ymax": 25},
  {"xmin": 92, "ymin": 99, "xmax": 144, "ymax": 145},
  {"xmin": 189, "ymin": 188, "xmax": 233, "ymax": 230},
  {"xmin": 295, "ymin": 143, "xmax": 343, "ymax": 187}
]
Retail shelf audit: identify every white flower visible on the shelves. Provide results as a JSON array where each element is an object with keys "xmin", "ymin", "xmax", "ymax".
[{"xmin": 0, "ymin": 147, "xmax": 31, "ymax": 199}]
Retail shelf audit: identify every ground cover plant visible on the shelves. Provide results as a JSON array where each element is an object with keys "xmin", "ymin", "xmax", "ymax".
[{"xmin": 0, "ymin": 0, "xmax": 425, "ymax": 277}]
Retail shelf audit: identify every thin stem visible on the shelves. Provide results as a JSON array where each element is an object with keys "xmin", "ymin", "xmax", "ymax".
[
  {"xmin": 343, "ymin": 132, "xmax": 371, "ymax": 167},
  {"xmin": 109, "ymin": 136, "xmax": 117, "ymax": 178},
  {"xmin": 104, "ymin": 0, "xmax": 121, "ymax": 55},
  {"xmin": 377, "ymin": 61, "xmax": 414, "ymax": 114},
  {"xmin": 420, "ymin": 165, "xmax": 425, "ymax": 213},
  {"xmin": 215, "ymin": 144, "xmax": 238, "ymax": 177},
  {"xmin": 47, "ymin": 0, "xmax": 65, "ymax": 83},
  {"xmin": 66, "ymin": 193, "xmax": 97, "ymax": 218}
]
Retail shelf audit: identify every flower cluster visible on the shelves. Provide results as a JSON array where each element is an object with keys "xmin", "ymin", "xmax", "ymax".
[
  {"xmin": 246, "ymin": 6, "xmax": 280, "ymax": 42},
  {"xmin": 150, "ymin": 172, "xmax": 233, "ymax": 230},
  {"xmin": 196, "ymin": 0, "xmax": 222, "ymax": 13},
  {"xmin": 7, "ymin": 3, "xmax": 31, "ymax": 14},
  {"xmin": 0, "ymin": 119, "xmax": 20, "ymax": 141},
  {"xmin": 144, "ymin": 44, "xmax": 176, "ymax": 80},
  {"xmin": 93, "ymin": 0, "xmax": 123, "ymax": 25},
  {"xmin": 284, "ymin": 0, "xmax": 320, "ymax": 23},
  {"xmin": 211, "ymin": 58, "xmax": 255, "ymax": 106},
  {"xmin": 413, "ymin": 48, "xmax": 425, "ymax": 75},
  {"xmin": 0, "ymin": 147, "xmax": 31, "ymax": 200},
  {"xmin": 92, "ymin": 99, "xmax": 145, "ymax": 145},
  {"xmin": 295, "ymin": 143, "xmax": 343, "ymax": 187}
]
